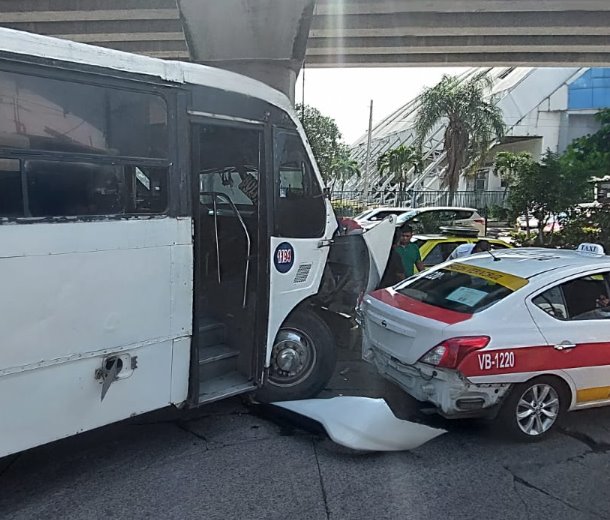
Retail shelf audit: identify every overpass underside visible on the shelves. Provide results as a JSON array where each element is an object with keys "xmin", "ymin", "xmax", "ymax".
[
  {"xmin": 1, "ymin": 0, "xmax": 609, "ymax": 98},
  {"xmin": 308, "ymin": 0, "xmax": 610, "ymax": 67}
]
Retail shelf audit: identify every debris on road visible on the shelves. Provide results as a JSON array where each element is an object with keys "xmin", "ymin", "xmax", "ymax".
[{"xmin": 273, "ymin": 396, "xmax": 445, "ymax": 451}]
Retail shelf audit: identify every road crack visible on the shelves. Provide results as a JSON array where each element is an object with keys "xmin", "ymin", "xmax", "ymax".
[
  {"xmin": 504, "ymin": 465, "xmax": 605, "ymax": 519},
  {"xmin": 559, "ymin": 428, "xmax": 610, "ymax": 454},
  {"xmin": 312, "ymin": 440, "xmax": 331, "ymax": 520},
  {"xmin": 506, "ymin": 467, "xmax": 531, "ymax": 520},
  {"xmin": 175, "ymin": 421, "xmax": 210, "ymax": 448}
]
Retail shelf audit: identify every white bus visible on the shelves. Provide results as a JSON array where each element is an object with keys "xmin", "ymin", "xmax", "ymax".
[{"xmin": 0, "ymin": 29, "xmax": 393, "ymax": 458}]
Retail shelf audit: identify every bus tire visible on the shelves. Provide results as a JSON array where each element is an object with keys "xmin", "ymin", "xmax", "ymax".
[
  {"xmin": 255, "ymin": 309, "xmax": 337, "ymax": 402},
  {"xmin": 497, "ymin": 376, "xmax": 569, "ymax": 442}
]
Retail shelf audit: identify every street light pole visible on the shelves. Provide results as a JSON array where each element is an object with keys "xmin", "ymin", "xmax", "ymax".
[
  {"xmin": 301, "ymin": 62, "xmax": 305, "ymax": 120},
  {"xmin": 363, "ymin": 99, "xmax": 373, "ymax": 205}
]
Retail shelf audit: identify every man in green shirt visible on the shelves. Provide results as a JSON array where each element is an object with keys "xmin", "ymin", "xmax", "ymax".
[{"xmin": 396, "ymin": 225, "xmax": 425, "ymax": 277}]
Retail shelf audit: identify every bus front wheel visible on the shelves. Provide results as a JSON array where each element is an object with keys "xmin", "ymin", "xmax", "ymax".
[{"xmin": 255, "ymin": 309, "xmax": 336, "ymax": 402}]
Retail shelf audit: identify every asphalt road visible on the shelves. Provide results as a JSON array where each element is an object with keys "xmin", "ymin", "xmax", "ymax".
[{"xmin": 2, "ymin": 348, "xmax": 610, "ymax": 520}]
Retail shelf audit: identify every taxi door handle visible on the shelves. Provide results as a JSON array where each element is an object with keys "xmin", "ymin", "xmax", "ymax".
[{"xmin": 554, "ymin": 341, "xmax": 577, "ymax": 351}]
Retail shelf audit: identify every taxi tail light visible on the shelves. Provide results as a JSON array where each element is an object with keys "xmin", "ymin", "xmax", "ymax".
[{"xmin": 419, "ymin": 336, "xmax": 490, "ymax": 369}]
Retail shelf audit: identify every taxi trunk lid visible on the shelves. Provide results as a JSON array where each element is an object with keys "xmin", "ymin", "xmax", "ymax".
[{"xmin": 362, "ymin": 290, "xmax": 452, "ymax": 365}]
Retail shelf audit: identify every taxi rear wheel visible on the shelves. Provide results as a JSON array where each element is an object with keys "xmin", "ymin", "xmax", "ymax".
[{"xmin": 498, "ymin": 376, "xmax": 569, "ymax": 441}]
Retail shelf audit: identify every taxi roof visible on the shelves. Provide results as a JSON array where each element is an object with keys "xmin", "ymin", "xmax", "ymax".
[{"xmin": 453, "ymin": 247, "xmax": 610, "ymax": 279}]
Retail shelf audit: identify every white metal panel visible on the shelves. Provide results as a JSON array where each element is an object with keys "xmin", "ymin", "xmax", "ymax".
[
  {"xmin": 274, "ymin": 397, "xmax": 445, "ymax": 451},
  {"xmin": 536, "ymin": 111, "xmax": 562, "ymax": 151},
  {"xmin": 528, "ymin": 302, "xmax": 610, "ymax": 401},
  {"xmin": 265, "ymin": 195, "xmax": 337, "ymax": 364},
  {"xmin": 491, "ymin": 68, "xmax": 532, "ymax": 96},
  {"xmin": 266, "ymin": 236, "xmax": 330, "ymax": 365},
  {"xmin": 1, "ymin": 247, "xmax": 171, "ymax": 371},
  {"xmin": 0, "ymin": 218, "xmax": 194, "ymax": 456},
  {"xmin": 170, "ymin": 243, "xmax": 195, "ymax": 336},
  {"xmin": 0, "ymin": 341, "xmax": 173, "ymax": 458},
  {"xmin": 0, "ymin": 217, "xmax": 191, "ymax": 258},
  {"xmin": 362, "ymin": 294, "xmax": 447, "ymax": 365},
  {"xmin": 360, "ymin": 217, "xmax": 395, "ymax": 289},
  {"xmin": 497, "ymin": 68, "xmax": 579, "ymax": 124},
  {"xmin": 170, "ymin": 337, "xmax": 191, "ymax": 404},
  {"xmin": 0, "ymin": 219, "xmax": 193, "ymax": 374},
  {"xmin": 549, "ymin": 85, "xmax": 568, "ymax": 111}
]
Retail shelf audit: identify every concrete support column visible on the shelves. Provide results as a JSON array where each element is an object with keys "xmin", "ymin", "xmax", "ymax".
[
  {"xmin": 201, "ymin": 59, "xmax": 300, "ymax": 104},
  {"xmin": 177, "ymin": 0, "xmax": 315, "ymax": 102}
]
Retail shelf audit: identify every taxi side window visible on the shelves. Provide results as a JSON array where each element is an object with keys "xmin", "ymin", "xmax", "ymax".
[
  {"xmin": 532, "ymin": 286, "xmax": 568, "ymax": 320},
  {"xmin": 563, "ymin": 274, "xmax": 610, "ymax": 320},
  {"xmin": 533, "ymin": 273, "xmax": 610, "ymax": 321}
]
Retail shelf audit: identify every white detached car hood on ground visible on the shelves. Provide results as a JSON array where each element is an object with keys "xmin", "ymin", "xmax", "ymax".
[{"xmin": 274, "ymin": 396, "xmax": 445, "ymax": 451}]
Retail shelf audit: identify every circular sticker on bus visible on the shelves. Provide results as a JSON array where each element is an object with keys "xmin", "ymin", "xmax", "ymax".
[{"xmin": 274, "ymin": 242, "xmax": 294, "ymax": 273}]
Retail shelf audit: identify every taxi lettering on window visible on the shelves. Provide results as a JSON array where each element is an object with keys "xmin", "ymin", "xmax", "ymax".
[{"xmin": 445, "ymin": 263, "xmax": 528, "ymax": 291}]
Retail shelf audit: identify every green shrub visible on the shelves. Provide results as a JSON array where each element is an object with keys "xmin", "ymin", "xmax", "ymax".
[{"xmin": 487, "ymin": 204, "xmax": 510, "ymax": 222}]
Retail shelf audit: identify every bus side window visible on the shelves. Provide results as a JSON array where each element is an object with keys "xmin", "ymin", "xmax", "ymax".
[
  {"xmin": 24, "ymin": 161, "xmax": 169, "ymax": 217},
  {"xmin": 273, "ymin": 130, "xmax": 325, "ymax": 238},
  {"xmin": 128, "ymin": 166, "xmax": 168, "ymax": 214},
  {"xmin": 0, "ymin": 69, "xmax": 168, "ymax": 159},
  {"xmin": 25, "ymin": 160, "xmax": 125, "ymax": 217},
  {"xmin": 0, "ymin": 158, "xmax": 24, "ymax": 217}
]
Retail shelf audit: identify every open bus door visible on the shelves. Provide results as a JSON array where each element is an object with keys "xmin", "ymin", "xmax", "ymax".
[
  {"xmin": 189, "ymin": 122, "xmax": 395, "ymax": 405},
  {"xmin": 190, "ymin": 120, "xmax": 267, "ymax": 404}
]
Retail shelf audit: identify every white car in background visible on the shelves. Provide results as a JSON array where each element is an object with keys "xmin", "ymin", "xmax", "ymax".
[
  {"xmin": 356, "ymin": 206, "xmax": 485, "ymax": 235},
  {"xmin": 516, "ymin": 213, "xmax": 565, "ymax": 233},
  {"xmin": 354, "ymin": 207, "xmax": 413, "ymax": 227},
  {"xmin": 395, "ymin": 207, "xmax": 485, "ymax": 235},
  {"xmin": 361, "ymin": 243, "xmax": 610, "ymax": 440}
]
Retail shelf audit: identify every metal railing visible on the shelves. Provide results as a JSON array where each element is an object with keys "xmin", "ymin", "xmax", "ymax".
[
  {"xmin": 330, "ymin": 190, "xmax": 509, "ymax": 217},
  {"xmin": 200, "ymin": 192, "xmax": 251, "ymax": 308}
]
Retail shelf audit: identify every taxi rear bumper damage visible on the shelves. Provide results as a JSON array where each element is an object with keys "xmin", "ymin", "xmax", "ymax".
[{"xmin": 363, "ymin": 344, "xmax": 511, "ymax": 419}]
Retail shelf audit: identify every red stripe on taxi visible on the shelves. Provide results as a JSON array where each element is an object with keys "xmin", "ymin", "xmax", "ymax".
[
  {"xmin": 458, "ymin": 342, "xmax": 610, "ymax": 377},
  {"xmin": 369, "ymin": 289, "xmax": 472, "ymax": 325}
]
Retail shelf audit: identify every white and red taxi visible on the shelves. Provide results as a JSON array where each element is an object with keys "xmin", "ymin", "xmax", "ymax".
[{"xmin": 361, "ymin": 243, "xmax": 610, "ymax": 440}]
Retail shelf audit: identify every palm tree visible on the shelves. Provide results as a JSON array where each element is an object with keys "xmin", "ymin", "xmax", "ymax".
[
  {"xmin": 414, "ymin": 73, "xmax": 505, "ymax": 205},
  {"xmin": 494, "ymin": 151, "xmax": 534, "ymax": 202},
  {"xmin": 376, "ymin": 144, "xmax": 423, "ymax": 205},
  {"xmin": 329, "ymin": 152, "xmax": 361, "ymax": 193}
]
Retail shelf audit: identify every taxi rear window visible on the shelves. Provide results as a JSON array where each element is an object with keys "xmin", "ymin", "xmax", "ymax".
[{"xmin": 398, "ymin": 266, "xmax": 526, "ymax": 314}]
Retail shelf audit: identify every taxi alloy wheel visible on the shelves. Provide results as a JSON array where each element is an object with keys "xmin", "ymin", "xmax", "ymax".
[
  {"xmin": 516, "ymin": 384, "xmax": 559, "ymax": 436},
  {"xmin": 498, "ymin": 376, "xmax": 568, "ymax": 442}
]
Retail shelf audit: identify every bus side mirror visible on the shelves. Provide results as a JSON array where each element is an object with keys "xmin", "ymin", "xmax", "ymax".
[{"xmin": 323, "ymin": 187, "xmax": 331, "ymax": 199}]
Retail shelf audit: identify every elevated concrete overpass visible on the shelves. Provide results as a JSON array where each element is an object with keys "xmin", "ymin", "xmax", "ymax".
[
  {"xmin": 308, "ymin": 0, "xmax": 610, "ymax": 67},
  {"xmin": 1, "ymin": 0, "xmax": 610, "ymax": 99}
]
